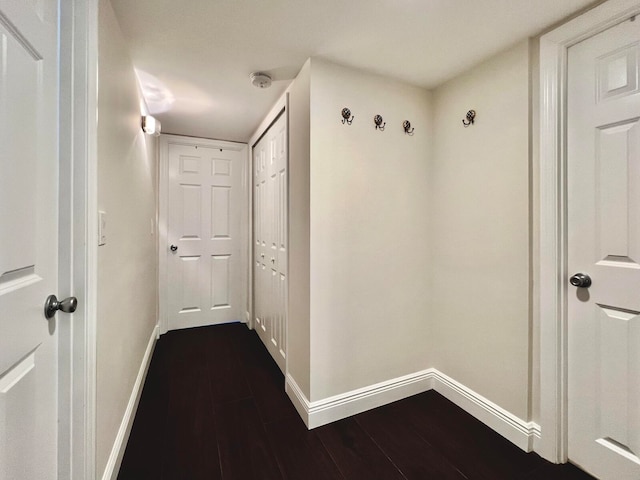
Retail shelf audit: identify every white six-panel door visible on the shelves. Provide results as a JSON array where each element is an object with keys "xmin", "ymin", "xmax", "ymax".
[
  {"xmin": 0, "ymin": 0, "xmax": 60, "ymax": 478},
  {"xmin": 253, "ymin": 113, "xmax": 287, "ymax": 372},
  {"xmin": 567, "ymin": 15, "xmax": 640, "ymax": 480},
  {"xmin": 166, "ymin": 140, "xmax": 244, "ymax": 331}
]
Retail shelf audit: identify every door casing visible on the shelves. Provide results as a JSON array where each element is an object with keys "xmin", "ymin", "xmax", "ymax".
[
  {"xmin": 537, "ymin": 0, "xmax": 640, "ymax": 463},
  {"xmin": 58, "ymin": 0, "xmax": 99, "ymax": 478}
]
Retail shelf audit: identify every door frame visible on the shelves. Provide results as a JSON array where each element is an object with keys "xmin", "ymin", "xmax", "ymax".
[
  {"xmin": 537, "ymin": 0, "xmax": 640, "ymax": 463},
  {"xmin": 57, "ymin": 0, "xmax": 99, "ymax": 478},
  {"xmin": 158, "ymin": 134, "xmax": 249, "ymax": 335}
]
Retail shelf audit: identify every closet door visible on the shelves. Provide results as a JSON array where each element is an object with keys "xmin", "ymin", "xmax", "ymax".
[{"xmin": 253, "ymin": 112, "xmax": 287, "ymax": 372}]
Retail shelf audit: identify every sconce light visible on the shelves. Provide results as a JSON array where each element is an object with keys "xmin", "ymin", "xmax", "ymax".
[{"xmin": 141, "ymin": 115, "xmax": 161, "ymax": 136}]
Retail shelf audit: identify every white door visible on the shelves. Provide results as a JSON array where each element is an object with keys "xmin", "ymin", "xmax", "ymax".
[
  {"xmin": 167, "ymin": 141, "xmax": 244, "ymax": 331},
  {"xmin": 253, "ymin": 112, "xmax": 287, "ymax": 372},
  {"xmin": 568, "ymin": 15, "xmax": 640, "ymax": 480},
  {"xmin": 0, "ymin": 0, "xmax": 61, "ymax": 479}
]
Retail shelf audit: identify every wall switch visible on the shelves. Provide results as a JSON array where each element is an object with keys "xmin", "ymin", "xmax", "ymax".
[{"xmin": 98, "ymin": 211, "xmax": 107, "ymax": 246}]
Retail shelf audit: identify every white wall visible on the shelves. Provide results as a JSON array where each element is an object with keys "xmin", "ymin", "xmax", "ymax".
[
  {"xmin": 96, "ymin": 0, "xmax": 158, "ymax": 476},
  {"xmin": 267, "ymin": 41, "xmax": 535, "ymax": 437},
  {"xmin": 288, "ymin": 59, "xmax": 312, "ymax": 398},
  {"xmin": 429, "ymin": 41, "xmax": 531, "ymax": 419},
  {"xmin": 307, "ymin": 59, "xmax": 432, "ymax": 401}
]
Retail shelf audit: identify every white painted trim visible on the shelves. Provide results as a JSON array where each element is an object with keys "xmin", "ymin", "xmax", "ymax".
[
  {"xmin": 158, "ymin": 135, "xmax": 248, "ymax": 335},
  {"xmin": 283, "ymin": 93, "xmax": 290, "ymax": 380},
  {"xmin": 285, "ymin": 373, "xmax": 311, "ymax": 423},
  {"xmin": 158, "ymin": 135, "xmax": 169, "ymax": 335},
  {"xmin": 431, "ymin": 370, "xmax": 541, "ymax": 452},
  {"xmin": 84, "ymin": 1, "xmax": 99, "ymax": 477},
  {"xmin": 537, "ymin": 0, "xmax": 640, "ymax": 463},
  {"xmin": 286, "ymin": 370, "xmax": 433, "ymax": 429},
  {"xmin": 57, "ymin": 0, "xmax": 99, "ymax": 478},
  {"xmin": 286, "ymin": 369, "xmax": 540, "ymax": 450},
  {"xmin": 248, "ymin": 91, "xmax": 289, "ymax": 147},
  {"xmin": 101, "ymin": 325, "xmax": 159, "ymax": 480}
]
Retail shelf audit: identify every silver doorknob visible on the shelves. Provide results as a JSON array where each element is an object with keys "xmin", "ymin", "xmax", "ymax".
[
  {"xmin": 44, "ymin": 295, "xmax": 78, "ymax": 319},
  {"xmin": 170, "ymin": 245, "xmax": 178, "ymax": 252},
  {"xmin": 569, "ymin": 273, "xmax": 592, "ymax": 288}
]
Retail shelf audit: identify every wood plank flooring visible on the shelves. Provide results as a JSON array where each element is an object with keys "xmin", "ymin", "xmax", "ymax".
[{"xmin": 118, "ymin": 323, "xmax": 595, "ymax": 480}]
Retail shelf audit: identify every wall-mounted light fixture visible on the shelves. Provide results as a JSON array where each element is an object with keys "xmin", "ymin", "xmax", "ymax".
[{"xmin": 141, "ymin": 115, "xmax": 161, "ymax": 136}]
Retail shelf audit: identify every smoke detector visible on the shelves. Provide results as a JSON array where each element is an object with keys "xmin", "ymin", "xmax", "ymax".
[{"xmin": 250, "ymin": 72, "xmax": 272, "ymax": 89}]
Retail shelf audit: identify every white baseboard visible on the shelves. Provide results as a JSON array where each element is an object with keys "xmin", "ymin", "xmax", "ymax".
[
  {"xmin": 285, "ymin": 368, "xmax": 540, "ymax": 452},
  {"xmin": 286, "ymin": 370, "xmax": 434, "ymax": 429},
  {"xmin": 102, "ymin": 324, "xmax": 159, "ymax": 480},
  {"xmin": 430, "ymin": 369, "xmax": 541, "ymax": 452}
]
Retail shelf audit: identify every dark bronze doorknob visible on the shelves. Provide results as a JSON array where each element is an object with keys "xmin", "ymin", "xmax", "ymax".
[
  {"xmin": 569, "ymin": 273, "xmax": 591, "ymax": 288},
  {"xmin": 44, "ymin": 295, "xmax": 78, "ymax": 319}
]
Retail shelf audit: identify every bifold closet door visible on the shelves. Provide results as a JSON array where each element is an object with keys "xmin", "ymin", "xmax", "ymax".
[{"xmin": 253, "ymin": 112, "xmax": 287, "ymax": 373}]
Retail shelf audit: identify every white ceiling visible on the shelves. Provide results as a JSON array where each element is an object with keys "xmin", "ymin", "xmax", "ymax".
[{"xmin": 110, "ymin": 0, "xmax": 598, "ymax": 143}]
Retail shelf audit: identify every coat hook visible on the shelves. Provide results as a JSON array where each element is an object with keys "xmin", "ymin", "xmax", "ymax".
[
  {"xmin": 341, "ymin": 107, "xmax": 354, "ymax": 125},
  {"xmin": 403, "ymin": 120, "xmax": 415, "ymax": 135},
  {"xmin": 374, "ymin": 114, "xmax": 385, "ymax": 131},
  {"xmin": 462, "ymin": 110, "xmax": 476, "ymax": 127}
]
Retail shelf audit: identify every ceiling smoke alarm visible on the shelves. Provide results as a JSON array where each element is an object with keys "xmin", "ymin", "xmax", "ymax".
[{"xmin": 250, "ymin": 72, "xmax": 272, "ymax": 89}]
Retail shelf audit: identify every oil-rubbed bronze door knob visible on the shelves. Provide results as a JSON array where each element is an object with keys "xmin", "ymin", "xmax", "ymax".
[
  {"xmin": 569, "ymin": 273, "xmax": 592, "ymax": 288},
  {"xmin": 44, "ymin": 295, "xmax": 78, "ymax": 319}
]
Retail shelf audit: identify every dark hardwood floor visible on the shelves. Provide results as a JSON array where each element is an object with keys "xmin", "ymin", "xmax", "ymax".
[{"xmin": 119, "ymin": 323, "xmax": 595, "ymax": 480}]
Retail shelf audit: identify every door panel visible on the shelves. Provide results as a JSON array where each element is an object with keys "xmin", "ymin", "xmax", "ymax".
[
  {"xmin": 0, "ymin": 0, "xmax": 59, "ymax": 478},
  {"xmin": 568, "ymin": 16, "xmax": 640, "ymax": 480},
  {"xmin": 167, "ymin": 142, "xmax": 243, "ymax": 330},
  {"xmin": 253, "ymin": 112, "xmax": 287, "ymax": 372},
  {"xmin": 211, "ymin": 254, "xmax": 231, "ymax": 308}
]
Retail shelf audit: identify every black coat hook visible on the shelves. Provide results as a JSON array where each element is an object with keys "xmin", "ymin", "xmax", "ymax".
[
  {"xmin": 462, "ymin": 110, "xmax": 476, "ymax": 127},
  {"xmin": 341, "ymin": 107, "xmax": 354, "ymax": 125},
  {"xmin": 374, "ymin": 114, "xmax": 385, "ymax": 131},
  {"xmin": 403, "ymin": 120, "xmax": 415, "ymax": 135}
]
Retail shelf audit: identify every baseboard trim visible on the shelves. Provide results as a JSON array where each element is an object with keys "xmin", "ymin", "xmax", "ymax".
[
  {"xmin": 101, "ymin": 324, "xmax": 159, "ymax": 480},
  {"xmin": 286, "ymin": 370, "xmax": 434, "ymax": 429},
  {"xmin": 285, "ymin": 368, "xmax": 540, "ymax": 451},
  {"xmin": 285, "ymin": 374, "xmax": 311, "ymax": 425},
  {"xmin": 430, "ymin": 369, "xmax": 541, "ymax": 452}
]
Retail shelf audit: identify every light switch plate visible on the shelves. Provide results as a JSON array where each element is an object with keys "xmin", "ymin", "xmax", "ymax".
[{"xmin": 98, "ymin": 211, "xmax": 107, "ymax": 246}]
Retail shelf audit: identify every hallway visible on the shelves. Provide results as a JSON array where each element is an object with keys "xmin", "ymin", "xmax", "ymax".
[{"xmin": 118, "ymin": 323, "xmax": 594, "ymax": 479}]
